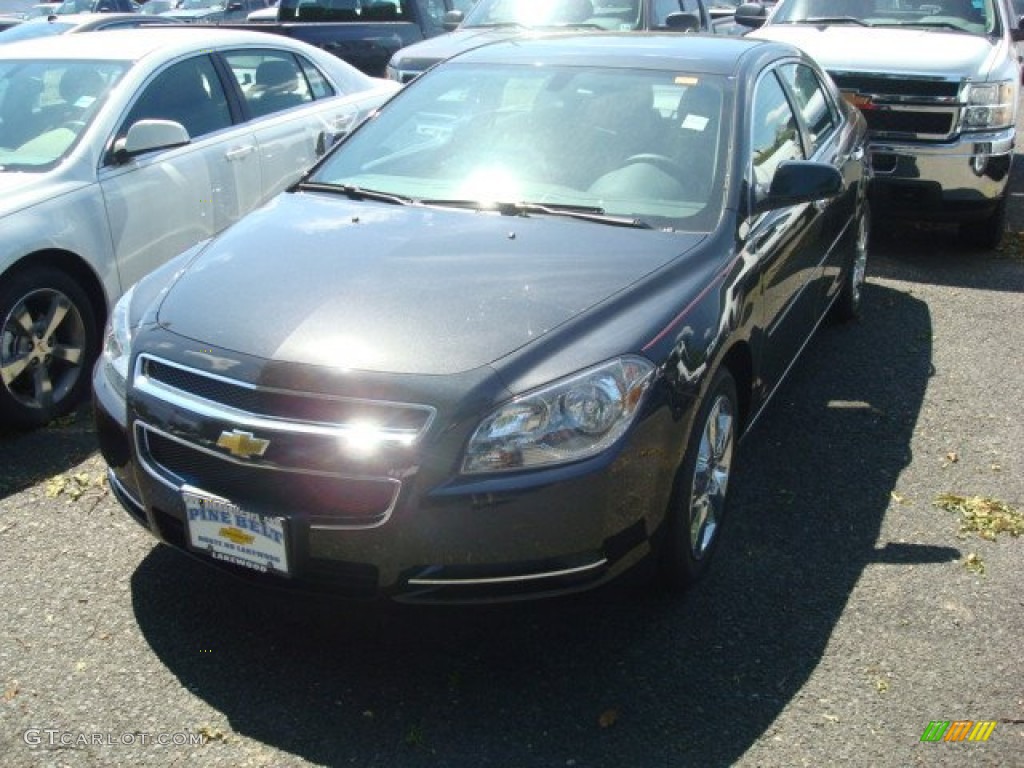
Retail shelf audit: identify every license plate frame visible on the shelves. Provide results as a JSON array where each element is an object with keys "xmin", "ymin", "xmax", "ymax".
[{"xmin": 182, "ymin": 485, "xmax": 289, "ymax": 576}]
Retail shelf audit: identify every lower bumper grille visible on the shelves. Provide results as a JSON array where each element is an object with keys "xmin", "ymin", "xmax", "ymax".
[{"xmin": 137, "ymin": 424, "xmax": 400, "ymax": 528}]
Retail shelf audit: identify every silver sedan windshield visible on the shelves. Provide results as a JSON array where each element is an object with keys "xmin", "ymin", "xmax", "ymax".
[{"xmin": 0, "ymin": 59, "xmax": 127, "ymax": 171}]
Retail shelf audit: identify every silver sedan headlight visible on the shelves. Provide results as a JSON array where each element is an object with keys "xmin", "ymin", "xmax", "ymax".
[
  {"xmin": 101, "ymin": 285, "xmax": 135, "ymax": 399},
  {"xmin": 462, "ymin": 356, "xmax": 655, "ymax": 474}
]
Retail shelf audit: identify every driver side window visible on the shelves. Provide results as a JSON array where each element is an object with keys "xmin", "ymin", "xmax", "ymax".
[
  {"xmin": 119, "ymin": 56, "xmax": 232, "ymax": 146},
  {"xmin": 751, "ymin": 70, "xmax": 804, "ymax": 188}
]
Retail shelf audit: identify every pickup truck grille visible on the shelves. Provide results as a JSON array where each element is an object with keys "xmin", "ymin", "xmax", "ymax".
[{"xmin": 830, "ymin": 71, "xmax": 963, "ymax": 141}]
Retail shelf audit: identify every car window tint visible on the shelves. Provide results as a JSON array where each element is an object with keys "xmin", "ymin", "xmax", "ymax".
[
  {"xmin": 224, "ymin": 50, "xmax": 315, "ymax": 118},
  {"xmin": 779, "ymin": 63, "xmax": 837, "ymax": 156},
  {"xmin": 751, "ymin": 70, "xmax": 803, "ymax": 188},
  {"xmin": 120, "ymin": 56, "xmax": 232, "ymax": 143}
]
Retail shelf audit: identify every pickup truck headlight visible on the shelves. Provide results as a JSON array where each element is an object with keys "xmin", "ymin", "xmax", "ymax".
[
  {"xmin": 101, "ymin": 285, "xmax": 135, "ymax": 399},
  {"xmin": 963, "ymin": 81, "xmax": 1016, "ymax": 131},
  {"xmin": 462, "ymin": 357, "xmax": 655, "ymax": 474}
]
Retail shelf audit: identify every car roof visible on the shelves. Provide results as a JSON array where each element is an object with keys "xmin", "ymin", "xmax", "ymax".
[
  {"xmin": 0, "ymin": 26, "xmax": 314, "ymax": 61},
  {"xmin": 448, "ymin": 32, "xmax": 794, "ymax": 76}
]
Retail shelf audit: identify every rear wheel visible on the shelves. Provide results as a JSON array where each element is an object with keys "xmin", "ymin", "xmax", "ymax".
[
  {"xmin": 659, "ymin": 367, "xmax": 738, "ymax": 592},
  {"xmin": 0, "ymin": 266, "xmax": 99, "ymax": 428}
]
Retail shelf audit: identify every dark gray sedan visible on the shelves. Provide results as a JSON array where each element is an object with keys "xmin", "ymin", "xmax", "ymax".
[{"xmin": 94, "ymin": 33, "xmax": 870, "ymax": 603}]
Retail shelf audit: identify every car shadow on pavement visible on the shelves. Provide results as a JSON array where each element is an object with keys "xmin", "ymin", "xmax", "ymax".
[
  {"xmin": 128, "ymin": 282, "xmax": 950, "ymax": 767},
  {"xmin": 0, "ymin": 402, "xmax": 99, "ymax": 500},
  {"xmin": 869, "ymin": 222, "xmax": 1024, "ymax": 293}
]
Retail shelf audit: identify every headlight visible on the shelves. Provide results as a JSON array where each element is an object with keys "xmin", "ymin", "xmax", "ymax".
[
  {"xmin": 101, "ymin": 285, "xmax": 135, "ymax": 399},
  {"xmin": 963, "ymin": 81, "xmax": 1016, "ymax": 131},
  {"xmin": 462, "ymin": 356, "xmax": 655, "ymax": 474}
]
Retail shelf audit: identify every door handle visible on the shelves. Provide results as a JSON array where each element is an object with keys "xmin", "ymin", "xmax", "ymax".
[{"xmin": 224, "ymin": 145, "xmax": 256, "ymax": 161}]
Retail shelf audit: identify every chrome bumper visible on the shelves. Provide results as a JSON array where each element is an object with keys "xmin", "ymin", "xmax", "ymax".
[{"xmin": 868, "ymin": 127, "xmax": 1015, "ymax": 216}]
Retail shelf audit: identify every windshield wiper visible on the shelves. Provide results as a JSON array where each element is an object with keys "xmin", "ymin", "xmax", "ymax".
[
  {"xmin": 800, "ymin": 15, "xmax": 870, "ymax": 25},
  {"xmin": 295, "ymin": 181, "xmax": 413, "ymax": 206},
  {"xmin": 909, "ymin": 20, "xmax": 970, "ymax": 30},
  {"xmin": 421, "ymin": 199, "xmax": 652, "ymax": 228},
  {"xmin": 473, "ymin": 21, "xmax": 529, "ymax": 29}
]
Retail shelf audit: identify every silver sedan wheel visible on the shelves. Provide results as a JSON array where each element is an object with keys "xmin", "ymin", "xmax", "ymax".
[
  {"xmin": 1, "ymin": 287, "xmax": 87, "ymax": 413},
  {"xmin": 688, "ymin": 393, "xmax": 734, "ymax": 560}
]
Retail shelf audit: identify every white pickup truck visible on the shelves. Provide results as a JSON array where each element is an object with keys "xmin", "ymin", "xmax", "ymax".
[{"xmin": 737, "ymin": 0, "xmax": 1023, "ymax": 247}]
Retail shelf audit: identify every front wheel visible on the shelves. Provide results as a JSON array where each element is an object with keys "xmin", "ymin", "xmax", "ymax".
[
  {"xmin": 831, "ymin": 204, "xmax": 870, "ymax": 323},
  {"xmin": 0, "ymin": 266, "xmax": 99, "ymax": 428},
  {"xmin": 659, "ymin": 367, "xmax": 739, "ymax": 592}
]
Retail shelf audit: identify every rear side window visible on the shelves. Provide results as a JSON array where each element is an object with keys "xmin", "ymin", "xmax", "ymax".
[{"xmin": 224, "ymin": 51, "xmax": 316, "ymax": 118}]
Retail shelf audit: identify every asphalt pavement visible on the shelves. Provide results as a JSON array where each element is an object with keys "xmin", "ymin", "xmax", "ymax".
[{"xmin": 1, "ymin": 171, "xmax": 1022, "ymax": 767}]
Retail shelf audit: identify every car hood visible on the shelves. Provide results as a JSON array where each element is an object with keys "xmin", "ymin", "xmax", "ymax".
[
  {"xmin": 156, "ymin": 192, "xmax": 696, "ymax": 375},
  {"xmin": 749, "ymin": 25, "xmax": 1001, "ymax": 77},
  {"xmin": 392, "ymin": 27, "xmax": 539, "ymax": 68}
]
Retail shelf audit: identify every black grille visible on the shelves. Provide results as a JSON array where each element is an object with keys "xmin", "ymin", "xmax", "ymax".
[
  {"xmin": 860, "ymin": 109, "xmax": 954, "ymax": 135},
  {"xmin": 144, "ymin": 359, "xmax": 431, "ymax": 432},
  {"xmin": 832, "ymin": 75, "xmax": 960, "ymax": 99},
  {"xmin": 143, "ymin": 429, "xmax": 398, "ymax": 526}
]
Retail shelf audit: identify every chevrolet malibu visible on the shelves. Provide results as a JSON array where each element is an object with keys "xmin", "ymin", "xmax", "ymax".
[
  {"xmin": 0, "ymin": 28, "xmax": 398, "ymax": 426},
  {"xmin": 94, "ymin": 33, "xmax": 870, "ymax": 603}
]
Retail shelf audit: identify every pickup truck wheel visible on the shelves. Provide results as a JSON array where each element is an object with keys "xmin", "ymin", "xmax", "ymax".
[
  {"xmin": 957, "ymin": 196, "xmax": 1007, "ymax": 250},
  {"xmin": 0, "ymin": 267, "xmax": 99, "ymax": 428},
  {"xmin": 831, "ymin": 204, "xmax": 870, "ymax": 323},
  {"xmin": 658, "ymin": 367, "xmax": 738, "ymax": 592}
]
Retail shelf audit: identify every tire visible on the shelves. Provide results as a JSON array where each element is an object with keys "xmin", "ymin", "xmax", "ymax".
[
  {"xmin": 831, "ymin": 204, "xmax": 870, "ymax": 323},
  {"xmin": 957, "ymin": 195, "xmax": 1007, "ymax": 250},
  {"xmin": 659, "ymin": 367, "xmax": 739, "ymax": 592},
  {"xmin": 0, "ymin": 266, "xmax": 99, "ymax": 428}
]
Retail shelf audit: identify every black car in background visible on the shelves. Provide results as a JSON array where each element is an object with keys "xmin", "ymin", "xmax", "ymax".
[{"xmin": 94, "ymin": 33, "xmax": 870, "ymax": 603}]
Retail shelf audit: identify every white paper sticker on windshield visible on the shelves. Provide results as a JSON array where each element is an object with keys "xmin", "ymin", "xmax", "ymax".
[{"xmin": 682, "ymin": 114, "xmax": 710, "ymax": 132}]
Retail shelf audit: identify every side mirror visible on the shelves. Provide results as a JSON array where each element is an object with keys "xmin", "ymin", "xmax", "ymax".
[
  {"xmin": 734, "ymin": 2, "xmax": 768, "ymax": 28},
  {"xmin": 664, "ymin": 11, "xmax": 701, "ymax": 31},
  {"xmin": 112, "ymin": 119, "xmax": 190, "ymax": 163},
  {"xmin": 442, "ymin": 9, "xmax": 463, "ymax": 31},
  {"xmin": 753, "ymin": 160, "xmax": 843, "ymax": 214}
]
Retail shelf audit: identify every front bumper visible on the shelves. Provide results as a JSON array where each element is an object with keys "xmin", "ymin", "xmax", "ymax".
[
  {"xmin": 92, "ymin": 347, "xmax": 676, "ymax": 604},
  {"xmin": 867, "ymin": 127, "xmax": 1014, "ymax": 221}
]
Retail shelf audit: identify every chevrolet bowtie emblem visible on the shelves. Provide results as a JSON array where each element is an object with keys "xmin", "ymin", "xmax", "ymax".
[{"xmin": 216, "ymin": 429, "xmax": 270, "ymax": 459}]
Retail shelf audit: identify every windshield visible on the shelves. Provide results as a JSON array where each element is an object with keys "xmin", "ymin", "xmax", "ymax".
[
  {"xmin": 770, "ymin": 0, "xmax": 1000, "ymax": 34},
  {"xmin": 0, "ymin": 18, "xmax": 73, "ymax": 40},
  {"xmin": 464, "ymin": 0, "xmax": 641, "ymax": 29},
  {"xmin": 311, "ymin": 63, "xmax": 729, "ymax": 230},
  {"xmin": 141, "ymin": 0, "xmax": 177, "ymax": 12},
  {"xmin": 0, "ymin": 59, "xmax": 128, "ymax": 172}
]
